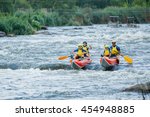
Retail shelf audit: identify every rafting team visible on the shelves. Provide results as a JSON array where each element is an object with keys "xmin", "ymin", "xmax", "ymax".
[
  {"xmin": 73, "ymin": 41, "xmax": 121, "ymax": 60},
  {"xmin": 59, "ymin": 40, "xmax": 132, "ymax": 69}
]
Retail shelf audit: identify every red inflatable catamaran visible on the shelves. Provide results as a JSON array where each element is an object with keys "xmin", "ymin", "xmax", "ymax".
[
  {"xmin": 71, "ymin": 57, "xmax": 92, "ymax": 69},
  {"xmin": 100, "ymin": 57, "xmax": 119, "ymax": 70}
]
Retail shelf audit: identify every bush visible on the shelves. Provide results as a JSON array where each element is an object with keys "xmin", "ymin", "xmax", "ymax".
[
  {"xmin": 0, "ymin": 19, "xmax": 10, "ymax": 34},
  {"xmin": 67, "ymin": 18, "xmax": 81, "ymax": 26},
  {"xmin": 31, "ymin": 19, "xmax": 41, "ymax": 30},
  {"xmin": 14, "ymin": 10, "xmax": 29, "ymax": 20},
  {"xmin": 7, "ymin": 17, "xmax": 34, "ymax": 35},
  {"xmin": 45, "ymin": 12, "xmax": 62, "ymax": 26},
  {"xmin": 31, "ymin": 15, "xmax": 45, "ymax": 25},
  {"xmin": 91, "ymin": 6, "xmax": 149, "ymax": 24},
  {"xmin": 92, "ymin": 10, "xmax": 101, "ymax": 24}
]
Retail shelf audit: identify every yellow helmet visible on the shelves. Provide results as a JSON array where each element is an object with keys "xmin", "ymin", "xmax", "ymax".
[
  {"xmin": 78, "ymin": 44, "xmax": 83, "ymax": 47},
  {"xmin": 104, "ymin": 44, "xmax": 109, "ymax": 48}
]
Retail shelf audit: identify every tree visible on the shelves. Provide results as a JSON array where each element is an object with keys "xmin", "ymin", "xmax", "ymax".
[
  {"xmin": 0, "ymin": 0, "xmax": 14, "ymax": 13},
  {"xmin": 14, "ymin": 0, "xmax": 31, "ymax": 9}
]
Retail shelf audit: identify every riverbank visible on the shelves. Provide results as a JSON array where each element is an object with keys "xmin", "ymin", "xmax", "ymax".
[{"xmin": 0, "ymin": 6, "xmax": 149, "ymax": 36}]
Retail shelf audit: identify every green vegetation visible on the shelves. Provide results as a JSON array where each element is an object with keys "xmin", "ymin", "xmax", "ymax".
[{"xmin": 0, "ymin": 0, "xmax": 149, "ymax": 35}]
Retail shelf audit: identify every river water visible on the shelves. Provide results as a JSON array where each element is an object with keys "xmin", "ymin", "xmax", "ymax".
[{"xmin": 0, "ymin": 24, "xmax": 150, "ymax": 100}]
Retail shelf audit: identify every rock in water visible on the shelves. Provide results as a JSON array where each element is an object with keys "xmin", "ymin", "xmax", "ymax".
[
  {"xmin": 41, "ymin": 26, "xmax": 48, "ymax": 30},
  {"xmin": 35, "ymin": 30, "xmax": 50, "ymax": 35},
  {"xmin": 0, "ymin": 31, "xmax": 6, "ymax": 37},
  {"xmin": 123, "ymin": 82, "xmax": 150, "ymax": 93},
  {"xmin": 7, "ymin": 34, "xmax": 15, "ymax": 37}
]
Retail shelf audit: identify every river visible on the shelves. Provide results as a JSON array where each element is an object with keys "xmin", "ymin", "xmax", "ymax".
[{"xmin": 0, "ymin": 24, "xmax": 150, "ymax": 99}]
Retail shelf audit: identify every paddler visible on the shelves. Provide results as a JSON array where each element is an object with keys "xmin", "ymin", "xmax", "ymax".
[
  {"xmin": 73, "ymin": 44, "xmax": 87, "ymax": 59},
  {"xmin": 103, "ymin": 44, "xmax": 110, "ymax": 57},
  {"xmin": 110, "ymin": 41, "xmax": 122, "ymax": 57},
  {"xmin": 82, "ymin": 41, "xmax": 92, "ymax": 57}
]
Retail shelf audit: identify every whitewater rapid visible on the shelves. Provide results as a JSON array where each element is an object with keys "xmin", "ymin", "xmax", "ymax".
[{"xmin": 0, "ymin": 24, "xmax": 150, "ymax": 99}]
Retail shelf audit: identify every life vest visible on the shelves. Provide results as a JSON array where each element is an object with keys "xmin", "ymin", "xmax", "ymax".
[
  {"xmin": 111, "ymin": 46, "xmax": 119, "ymax": 55},
  {"xmin": 104, "ymin": 49, "xmax": 110, "ymax": 56},
  {"xmin": 83, "ymin": 46, "xmax": 89, "ymax": 53},
  {"xmin": 77, "ymin": 49, "xmax": 84, "ymax": 57}
]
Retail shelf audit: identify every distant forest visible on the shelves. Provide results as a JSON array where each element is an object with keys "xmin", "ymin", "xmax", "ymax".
[
  {"xmin": 0, "ymin": 0, "xmax": 149, "ymax": 13},
  {"xmin": 0, "ymin": 0, "xmax": 150, "ymax": 35}
]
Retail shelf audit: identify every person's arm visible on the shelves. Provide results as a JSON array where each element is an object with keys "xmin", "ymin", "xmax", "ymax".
[
  {"xmin": 108, "ymin": 48, "xmax": 111, "ymax": 57},
  {"xmin": 117, "ymin": 46, "xmax": 123, "ymax": 56},
  {"xmin": 89, "ymin": 45, "xmax": 92, "ymax": 49},
  {"xmin": 101, "ymin": 51, "xmax": 104, "ymax": 57},
  {"xmin": 118, "ymin": 46, "xmax": 120, "ymax": 53},
  {"xmin": 109, "ymin": 47, "xmax": 112, "ymax": 57},
  {"xmin": 72, "ymin": 49, "xmax": 78, "ymax": 55},
  {"xmin": 83, "ymin": 50, "xmax": 88, "ymax": 57},
  {"xmin": 109, "ymin": 46, "xmax": 112, "ymax": 50},
  {"xmin": 117, "ymin": 46, "xmax": 120, "ymax": 51},
  {"xmin": 83, "ymin": 50, "xmax": 87, "ymax": 54}
]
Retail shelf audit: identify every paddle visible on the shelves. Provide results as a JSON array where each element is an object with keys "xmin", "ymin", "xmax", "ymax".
[
  {"xmin": 120, "ymin": 54, "xmax": 133, "ymax": 64},
  {"xmin": 58, "ymin": 56, "xmax": 69, "ymax": 60},
  {"xmin": 113, "ymin": 49, "xmax": 133, "ymax": 64},
  {"xmin": 58, "ymin": 55, "xmax": 74, "ymax": 60},
  {"xmin": 69, "ymin": 59, "xmax": 72, "ymax": 63},
  {"xmin": 123, "ymin": 55, "xmax": 133, "ymax": 64},
  {"xmin": 58, "ymin": 55, "xmax": 73, "ymax": 63}
]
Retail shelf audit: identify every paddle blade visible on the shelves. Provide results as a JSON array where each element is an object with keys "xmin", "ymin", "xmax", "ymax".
[
  {"xmin": 58, "ymin": 56, "xmax": 68, "ymax": 60},
  {"xmin": 70, "ymin": 59, "xmax": 72, "ymax": 63},
  {"xmin": 124, "ymin": 56, "xmax": 133, "ymax": 64}
]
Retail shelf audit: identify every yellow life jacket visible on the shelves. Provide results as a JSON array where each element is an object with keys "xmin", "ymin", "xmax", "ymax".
[
  {"xmin": 104, "ymin": 49, "xmax": 110, "ymax": 56},
  {"xmin": 77, "ymin": 49, "xmax": 84, "ymax": 57},
  {"xmin": 111, "ymin": 46, "xmax": 119, "ymax": 55},
  {"xmin": 83, "ymin": 46, "xmax": 89, "ymax": 53}
]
